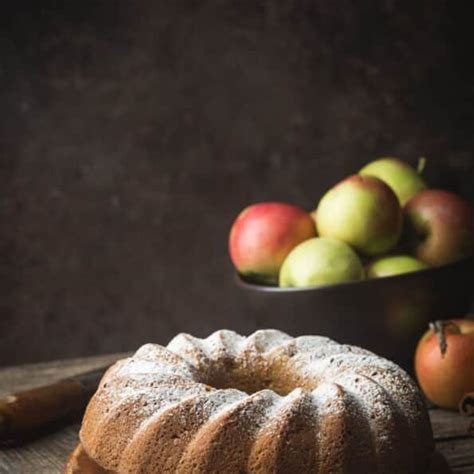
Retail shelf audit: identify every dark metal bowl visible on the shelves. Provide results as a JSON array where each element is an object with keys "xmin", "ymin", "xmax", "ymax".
[{"xmin": 235, "ymin": 257, "xmax": 474, "ymax": 371}]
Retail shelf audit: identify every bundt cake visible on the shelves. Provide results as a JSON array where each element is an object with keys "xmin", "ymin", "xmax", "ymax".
[{"xmin": 75, "ymin": 329, "xmax": 434, "ymax": 473}]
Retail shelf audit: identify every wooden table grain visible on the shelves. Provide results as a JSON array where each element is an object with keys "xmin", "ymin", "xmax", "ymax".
[{"xmin": 0, "ymin": 355, "xmax": 473, "ymax": 474}]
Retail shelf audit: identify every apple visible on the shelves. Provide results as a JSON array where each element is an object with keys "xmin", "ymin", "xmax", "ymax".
[
  {"xmin": 316, "ymin": 175, "xmax": 402, "ymax": 256},
  {"xmin": 229, "ymin": 202, "xmax": 316, "ymax": 284},
  {"xmin": 359, "ymin": 157, "xmax": 427, "ymax": 205},
  {"xmin": 415, "ymin": 319, "xmax": 474, "ymax": 409},
  {"xmin": 367, "ymin": 255, "xmax": 429, "ymax": 278},
  {"xmin": 404, "ymin": 189, "xmax": 474, "ymax": 265},
  {"xmin": 279, "ymin": 237, "xmax": 365, "ymax": 288}
]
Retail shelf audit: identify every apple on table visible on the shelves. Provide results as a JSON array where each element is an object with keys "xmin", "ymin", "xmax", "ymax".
[{"xmin": 415, "ymin": 319, "xmax": 474, "ymax": 409}]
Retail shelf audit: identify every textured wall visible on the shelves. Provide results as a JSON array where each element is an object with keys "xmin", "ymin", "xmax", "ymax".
[{"xmin": 1, "ymin": 1, "xmax": 473, "ymax": 365}]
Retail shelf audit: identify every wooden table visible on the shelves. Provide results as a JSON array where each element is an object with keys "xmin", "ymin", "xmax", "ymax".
[{"xmin": 0, "ymin": 355, "xmax": 473, "ymax": 473}]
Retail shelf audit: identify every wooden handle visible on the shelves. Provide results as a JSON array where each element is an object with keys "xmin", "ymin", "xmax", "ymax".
[
  {"xmin": 0, "ymin": 380, "xmax": 87, "ymax": 443},
  {"xmin": 0, "ymin": 367, "xmax": 107, "ymax": 444}
]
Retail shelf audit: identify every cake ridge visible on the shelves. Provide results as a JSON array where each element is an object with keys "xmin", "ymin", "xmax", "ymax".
[
  {"xmin": 176, "ymin": 389, "xmax": 281, "ymax": 472},
  {"xmin": 334, "ymin": 371, "xmax": 406, "ymax": 472},
  {"xmin": 118, "ymin": 389, "xmax": 247, "ymax": 473},
  {"xmin": 202, "ymin": 329, "xmax": 246, "ymax": 358},
  {"xmin": 248, "ymin": 388, "xmax": 317, "ymax": 471}
]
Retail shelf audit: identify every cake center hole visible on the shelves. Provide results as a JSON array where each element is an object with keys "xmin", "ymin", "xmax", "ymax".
[{"xmin": 201, "ymin": 361, "xmax": 301, "ymax": 396}]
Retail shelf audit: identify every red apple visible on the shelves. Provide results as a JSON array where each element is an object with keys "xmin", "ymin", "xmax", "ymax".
[
  {"xmin": 229, "ymin": 202, "xmax": 316, "ymax": 284},
  {"xmin": 316, "ymin": 175, "xmax": 402, "ymax": 255},
  {"xmin": 415, "ymin": 319, "xmax": 474, "ymax": 409},
  {"xmin": 404, "ymin": 190, "xmax": 474, "ymax": 265}
]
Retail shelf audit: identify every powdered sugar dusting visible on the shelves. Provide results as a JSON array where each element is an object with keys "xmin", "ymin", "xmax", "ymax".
[
  {"xmin": 294, "ymin": 335, "xmax": 338, "ymax": 352},
  {"xmin": 167, "ymin": 333, "xmax": 210, "ymax": 368},
  {"xmin": 312, "ymin": 381, "xmax": 347, "ymax": 415},
  {"xmin": 82, "ymin": 329, "xmax": 432, "ymax": 473},
  {"xmin": 242, "ymin": 329, "xmax": 292, "ymax": 354},
  {"xmin": 201, "ymin": 329, "xmax": 246, "ymax": 359}
]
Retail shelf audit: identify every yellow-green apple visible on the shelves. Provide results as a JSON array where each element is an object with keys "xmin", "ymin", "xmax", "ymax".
[
  {"xmin": 367, "ymin": 255, "xmax": 429, "ymax": 278},
  {"xmin": 415, "ymin": 319, "xmax": 474, "ymax": 409},
  {"xmin": 316, "ymin": 175, "xmax": 402, "ymax": 256},
  {"xmin": 404, "ymin": 189, "xmax": 474, "ymax": 265},
  {"xmin": 279, "ymin": 237, "xmax": 364, "ymax": 288},
  {"xmin": 359, "ymin": 157, "xmax": 427, "ymax": 205},
  {"xmin": 229, "ymin": 202, "xmax": 316, "ymax": 284}
]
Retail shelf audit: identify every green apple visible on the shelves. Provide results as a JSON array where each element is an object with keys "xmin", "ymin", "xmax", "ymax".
[
  {"xmin": 359, "ymin": 157, "xmax": 427, "ymax": 205},
  {"xmin": 279, "ymin": 237, "xmax": 365, "ymax": 288},
  {"xmin": 316, "ymin": 175, "xmax": 402, "ymax": 256},
  {"xmin": 367, "ymin": 255, "xmax": 429, "ymax": 278}
]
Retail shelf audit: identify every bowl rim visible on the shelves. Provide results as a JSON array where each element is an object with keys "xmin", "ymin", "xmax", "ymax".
[{"xmin": 234, "ymin": 256, "xmax": 474, "ymax": 293}]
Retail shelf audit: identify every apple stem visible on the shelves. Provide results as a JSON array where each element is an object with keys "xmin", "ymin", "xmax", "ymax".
[
  {"xmin": 429, "ymin": 320, "xmax": 448, "ymax": 358},
  {"xmin": 417, "ymin": 156, "xmax": 427, "ymax": 175}
]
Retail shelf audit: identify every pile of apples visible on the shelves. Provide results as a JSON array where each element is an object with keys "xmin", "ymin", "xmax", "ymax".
[{"xmin": 229, "ymin": 157, "xmax": 474, "ymax": 288}]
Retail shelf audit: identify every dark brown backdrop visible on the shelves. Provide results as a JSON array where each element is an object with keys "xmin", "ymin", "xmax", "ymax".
[{"xmin": 1, "ymin": 1, "xmax": 473, "ymax": 365}]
